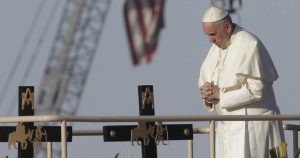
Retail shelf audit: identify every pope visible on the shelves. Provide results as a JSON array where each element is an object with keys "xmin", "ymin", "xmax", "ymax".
[{"xmin": 198, "ymin": 6, "xmax": 286, "ymax": 158}]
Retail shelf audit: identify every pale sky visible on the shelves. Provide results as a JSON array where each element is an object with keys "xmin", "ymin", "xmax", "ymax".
[{"xmin": 0, "ymin": 0, "xmax": 300, "ymax": 157}]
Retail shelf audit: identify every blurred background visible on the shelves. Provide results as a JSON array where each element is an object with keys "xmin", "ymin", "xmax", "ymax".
[{"xmin": 0, "ymin": 0, "xmax": 299, "ymax": 157}]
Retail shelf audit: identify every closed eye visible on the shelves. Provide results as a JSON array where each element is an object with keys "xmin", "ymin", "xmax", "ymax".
[{"xmin": 208, "ymin": 33, "xmax": 216, "ymax": 36}]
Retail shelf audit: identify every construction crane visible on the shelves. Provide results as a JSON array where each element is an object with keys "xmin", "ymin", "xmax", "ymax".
[
  {"xmin": 211, "ymin": 0, "xmax": 242, "ymax": 13},
  {"xmin": 35, "ymin": 0, "xmax": 111, "ymax": 157},
  {"xmin": 36, "ymin": 0, "xmax": 110, "ymax": 115}
]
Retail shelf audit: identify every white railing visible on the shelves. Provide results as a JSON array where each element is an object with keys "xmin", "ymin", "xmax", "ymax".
[
  {"xmin": 1, "ymin": 114, "xmax": 300, "ymax": 158},
  {"xmin": 283, "ymin": 124, "xmax": 300, "ymax": 157}
]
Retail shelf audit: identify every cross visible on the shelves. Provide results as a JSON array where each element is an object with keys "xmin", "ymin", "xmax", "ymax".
[
  {"xmin": 0, "ymin": 86, "xmax": 72, "ymax": 158},
  {"xmin": 103, "ymin": 85, "xmax": 193, "ymax": 158}
]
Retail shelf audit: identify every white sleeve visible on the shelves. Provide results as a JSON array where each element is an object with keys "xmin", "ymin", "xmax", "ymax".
[{"xmin": 219, "ymin": 78, "xmax": 264, "ymax": 109}]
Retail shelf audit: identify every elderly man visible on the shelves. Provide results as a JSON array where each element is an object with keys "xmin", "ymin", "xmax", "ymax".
[{"xmin": 198, "ymin": 6, "xmax": 285, "ymax": 158}]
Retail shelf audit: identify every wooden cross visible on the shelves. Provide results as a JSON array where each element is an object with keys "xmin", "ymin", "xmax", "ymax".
[
  {"xmin": 0, "ymin": 86, "xmax": 72, "ymax": 158},
  {"xmin": 103, "ymin": 85, "xmax": 193, "ymax": 158}
]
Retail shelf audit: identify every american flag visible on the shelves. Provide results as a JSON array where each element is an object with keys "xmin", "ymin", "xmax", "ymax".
[{"xmin": 124, "ymin": 0, "xmax": 165, "ymax": 65}]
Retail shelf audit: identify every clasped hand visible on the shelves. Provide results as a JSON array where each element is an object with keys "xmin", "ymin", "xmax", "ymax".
[{"xmin": 200, "ymin": 82, "xmax": 220, "ymax": 102}]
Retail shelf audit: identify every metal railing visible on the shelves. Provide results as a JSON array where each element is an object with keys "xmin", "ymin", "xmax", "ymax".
[
  {"xmin": 0, "ymin": 114, "xmax": 299, "ymax": 158},
  {"xmin": 283, "ymin": 124, "xmax": 300, "ymax": 157}
]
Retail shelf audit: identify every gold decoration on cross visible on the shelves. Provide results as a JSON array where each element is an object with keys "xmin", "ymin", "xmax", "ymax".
[
  {"xmin": 32, "ymin": 125, "xmax": 47, "ymax": 149},
  {"xmin": 131, "ymin": 121, "xmax": 155, "ymax": 146},
  {"xmin": 155, "ymin": 121, "xmax": 169, "ymax": 145},
  {"xmin": 8, "ymin": 123, "xmax": 33, "ymax": 150},
  {"xmin": 141, "ymin": 87, "xmax": 154, "ymax": 109},
  {"xmin": 22, "ymin": 88, "xmax": 34, "ymax": 110}
]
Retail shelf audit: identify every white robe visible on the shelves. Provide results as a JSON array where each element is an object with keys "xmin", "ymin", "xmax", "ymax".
[{"xmin": 198, "ymin": 25, "xmax": 285, "ymax": 158}]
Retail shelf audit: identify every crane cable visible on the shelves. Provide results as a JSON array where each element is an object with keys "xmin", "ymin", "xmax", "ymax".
[
  {"xmin": 0, "ymin": 0, "xmax": 46, "ymax": 109},
  {"xmin": 6, "ymin": 0, "xmax": 62, "ymax": 116}
]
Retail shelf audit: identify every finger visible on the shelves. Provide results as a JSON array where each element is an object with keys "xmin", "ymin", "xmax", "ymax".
[
  {"xmin": 205, "ymin": 98, "xmax": 213, "ymax": 103},
  {"xmin": 201, "ymin": 86, "xmax": 212, "ymax": 92},
  {"xmin": 204, "ymin": 82, "xmax": 212, "ymax": 87},
  {"xmin": 207, "ymin": 96, "xmax": 214, "ymax": 101},
  {"xmin": 203, "ymin": 91, "xmax": 213, "ymax": 95},
  {"xmin": 201, "ymin": 92, "xmax": 210, "ymax": 99},
  {"xmin": 202, "ymin": 92, "xmax": 213, "ymax": 99}
]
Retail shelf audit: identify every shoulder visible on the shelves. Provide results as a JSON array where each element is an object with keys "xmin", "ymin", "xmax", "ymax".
[{"xmin": 233, "ymin": 25, "xmax": 259, "ymax": 45}]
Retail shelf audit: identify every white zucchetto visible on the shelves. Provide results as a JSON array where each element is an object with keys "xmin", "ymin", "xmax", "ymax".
[{"xmin": 202, "ymin": 6, "xmax": 229, "ymax": 22}]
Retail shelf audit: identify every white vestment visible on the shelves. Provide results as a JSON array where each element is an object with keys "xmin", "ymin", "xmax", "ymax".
[{"xmin": 198, "ymin": 25, "xmax": 285, "ymax": 158}]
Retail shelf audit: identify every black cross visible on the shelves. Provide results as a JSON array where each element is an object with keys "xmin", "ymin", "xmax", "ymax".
[
  {"xmin": 0, "ymin": 86, "xmax": 72, "ymax": 158},
  {"xmin": 103, "ymin": 85, "xmax": 193, "ymax": 158}
]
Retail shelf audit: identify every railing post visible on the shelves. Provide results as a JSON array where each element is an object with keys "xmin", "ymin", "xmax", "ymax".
[
  {"xmin": 293, "ymin": 130, "xmax": 299, "ymax": 156},
  {"xmin": 47, "ymin": 142, "xmax": 53, "ymax": 158},
  {"xmin": 61, "ymin": 120, "xmax": 67, "ymax": 158},
  {"xmin": 188, "ymin": 140, "xmax": 193, "ymax": 158},
  {"xmin": 210, "ymin": 120, "xmax": 215, "ymax": 158}
]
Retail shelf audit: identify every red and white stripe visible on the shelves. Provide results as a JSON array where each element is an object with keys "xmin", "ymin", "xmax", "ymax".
[{"xmin": 124, "ymin": 0, "xmax": 165, "ymax": 65}]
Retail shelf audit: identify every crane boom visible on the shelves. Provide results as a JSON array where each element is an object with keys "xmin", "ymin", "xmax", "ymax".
[
  {"xmin": 36, "ymin": 0, "xmax": 111, "ymax": 115},
  {"xmin": 35, "ymin": 0, "xmax": 111, "ymax": 157}
]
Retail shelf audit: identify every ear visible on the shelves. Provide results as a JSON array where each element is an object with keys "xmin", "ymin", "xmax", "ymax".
[{"xmin": 224, "ymin": 22, "xmax": 232, "ymax": 33}]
